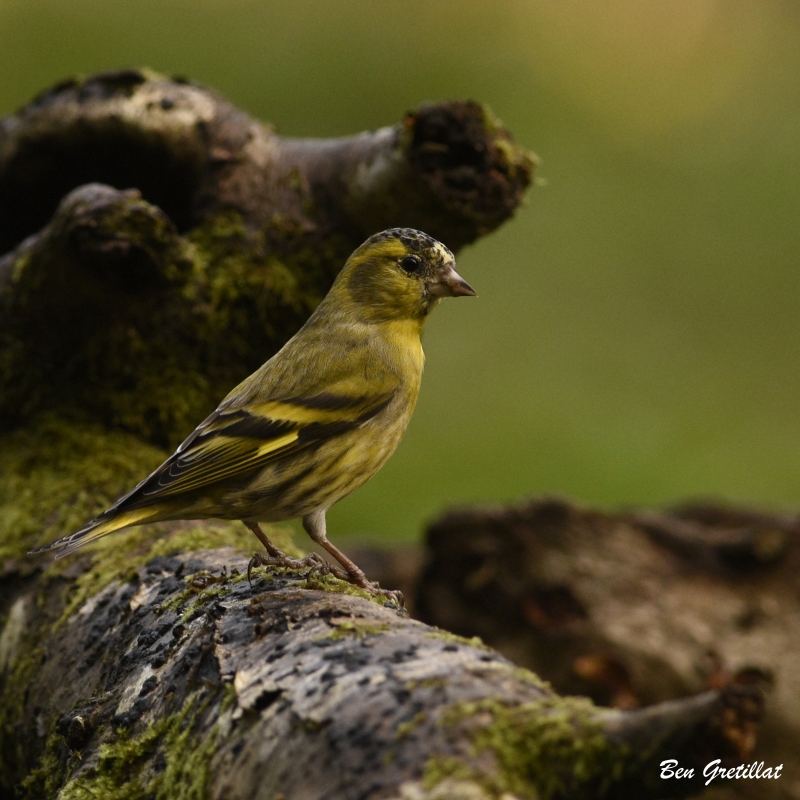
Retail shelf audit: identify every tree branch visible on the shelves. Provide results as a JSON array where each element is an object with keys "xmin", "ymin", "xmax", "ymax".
[{"xmin": 417, "ymin": 498, "xmax": 798, "ymax": 798}]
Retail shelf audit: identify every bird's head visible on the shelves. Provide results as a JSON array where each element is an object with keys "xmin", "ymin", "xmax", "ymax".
[{"xmin": 336, "ymin": 228, "xmax": 476, "ymax": 323}]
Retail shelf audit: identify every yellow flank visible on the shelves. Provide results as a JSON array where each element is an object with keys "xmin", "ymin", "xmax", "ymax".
[{"xmin": 31, "ymin": 228, "xmax": 476, "ymax": 564}]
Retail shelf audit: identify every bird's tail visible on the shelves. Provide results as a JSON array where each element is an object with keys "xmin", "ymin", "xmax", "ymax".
[{"xmin": 28, "ymin": 506, "xmax": 162, "ymax": 559}]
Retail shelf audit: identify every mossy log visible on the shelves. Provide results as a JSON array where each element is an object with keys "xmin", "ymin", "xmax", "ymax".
[
  {"xmin": 417, "ymin": 499, "xmax": 796, "ymax": 799},
  {"xmin": 0, "ymin": 71, "xmax": 760, "ymax": 799},
  {"xmin": 2, "ymin": 548, "xmax": 762, "ymax": 800}
]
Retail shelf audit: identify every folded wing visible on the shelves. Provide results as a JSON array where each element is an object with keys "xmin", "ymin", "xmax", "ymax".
[{"xmin": 31, "ymin": 387, "xmax": 396, "ymax": 558}]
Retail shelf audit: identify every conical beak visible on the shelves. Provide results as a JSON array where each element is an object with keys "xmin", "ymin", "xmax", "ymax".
[{"xmin": 427, "ymin": 264, "xmax": 477, "ymax": 298}]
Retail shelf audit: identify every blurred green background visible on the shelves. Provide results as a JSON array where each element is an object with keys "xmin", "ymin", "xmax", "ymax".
[{"xmin": 2, "ymin": 0, "xmax": 799, "ymax": 543}]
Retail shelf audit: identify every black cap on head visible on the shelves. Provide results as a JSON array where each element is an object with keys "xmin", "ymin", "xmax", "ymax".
[{"xmin": 364, "ymin": 228, "xmax": 453, "ymax": 259}]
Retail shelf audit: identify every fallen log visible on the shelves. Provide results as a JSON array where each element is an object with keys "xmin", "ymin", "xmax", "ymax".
[{"xmin": 2, "ymin": 548, "xmax": 762, "ymax": 799}]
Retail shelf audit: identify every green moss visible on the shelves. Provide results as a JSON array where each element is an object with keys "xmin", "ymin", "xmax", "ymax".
[
  {"xmin": 508, "ymin": 666, "xmax": 553, "ymax": 694},
  {"xmin": 220, "ymin": 683, "xmax": 238, "ymax": 714},
  {"xmin": 181, "ymin": 583, "xmax": 232, "ymax": 621},
  {"xmin": 396, "ymin": 711, "xmax": 428, "ymax": 741},
  {"xmin": 299, "ymin": 572, "xmax": 395, "ymax": 606},
  {"xmin": 423, "ymin": 757, "xmax": 477, "ymax": 789},
  {"xmin": 424, "ymin": 697, "xmax": 630, "ymax": 800},
  {"xmin": 15, "ymin": 728, "xmax": 72, "ymax": 800},
  {"xmin": 52, "ymin": 691, "xmax": 219, "ymax": 800},
  {"xmin": 0, "ymin": 193, "xmax": 213, "ymax": 446},
  {"xmin": 0, "ymin": 414, "xmax": 166, "ymax": 562},
  {"xmin": 185, "ymin": 210, "xmax": 322, "ymax": 349},
  {"xmin": 322, "ymin": 620, "xmax": 391, "ymax": 641},
  {"xmin": 478, "ymin": 103, "xmax": 540, "ymax": 181},
  {"xmin": 423, "ymin": 629, "xmax": 491, "ymax": 650},
  {"xmin": 159, "ymin": 568, "xmax": 243, "ymax": 622},
  {"xmin": 10, "ymin": 249, "xmax": 32, "ymax": 283},
  {"xmin": 0, "ymin": 645, "xmax": 47, "ymax": 790}
]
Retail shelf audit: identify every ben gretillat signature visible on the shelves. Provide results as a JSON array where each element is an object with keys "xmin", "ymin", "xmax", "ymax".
[{"xmin": 661, "ymin": 759, "xmax": 783, "ymax": 787}]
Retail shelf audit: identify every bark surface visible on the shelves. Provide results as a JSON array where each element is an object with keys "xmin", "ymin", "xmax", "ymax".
[
  {"xmin": 0, "ymin": 71, "xmax": 762, "ymax": 800},
  {"xmin": 2, "ymin": 549, "xmax": 763, "ymax": 800}
]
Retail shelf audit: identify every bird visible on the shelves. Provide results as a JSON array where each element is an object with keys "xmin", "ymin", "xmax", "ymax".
[{"xmin": 30, "ymin": 228, "xmax": 476, "ymax": 601}]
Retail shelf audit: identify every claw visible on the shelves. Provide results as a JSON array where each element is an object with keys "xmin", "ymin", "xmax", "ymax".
[
  {"xmin": 247, "ymin": 552, "xmax": 270, "ymax": 584},
  {"xmin": 368, "ymin": 585, "xmax": 405, "ymax": 607}
]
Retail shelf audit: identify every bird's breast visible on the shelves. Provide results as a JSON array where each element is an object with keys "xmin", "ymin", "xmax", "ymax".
[{"xmin": 379, "ymin": 319, "xmax": 425, "ymax": 380}]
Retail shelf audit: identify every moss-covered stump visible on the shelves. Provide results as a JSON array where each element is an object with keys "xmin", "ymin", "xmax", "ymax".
[
  {"xmin": 417, "ymin": 499, "xmax": 797, "ymax": 800},
  {"xmin": 1, "ymin": 545, "xmax": 761, "ymax": 800},
  {"xmin": 0, "ymin": 69, "xmax": 536, "ymax": 446}
]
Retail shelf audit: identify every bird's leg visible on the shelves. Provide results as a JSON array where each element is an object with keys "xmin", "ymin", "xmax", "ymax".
[
  {"xmin": 244, "ymin": 521, "xmax": 328, "ymax": 581},
  {"xmin": 302, "ymin": 510, "xmax": 404, "ymax": 606},
  {"xmin": 246, "ymin": 521, "xmax": 288, "ymax": 559}
]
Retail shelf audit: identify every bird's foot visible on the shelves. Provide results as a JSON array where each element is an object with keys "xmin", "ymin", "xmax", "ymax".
[
  {"xmin": 247, "ymin": 550, "xmax": 330, "ymax": 583},
  {"xmin": 374, "ymin": 586, "xmax": 405, "ymax": 607},
  {"xmin": 364, "ymin": 583, "xmax": 405, "ymax": 607},
  {"xmin": 247, "ymin": 548, "xmax": 404, "ymax": 606},
  {"xmin": 344, "ymin": 570, "xmax": 405, "ymax": 607}
]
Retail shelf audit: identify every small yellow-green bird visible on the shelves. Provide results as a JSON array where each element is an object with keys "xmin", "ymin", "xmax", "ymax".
[{"xmin": 32, "ymin": 228, "xmax": 475, "ymax": 600}]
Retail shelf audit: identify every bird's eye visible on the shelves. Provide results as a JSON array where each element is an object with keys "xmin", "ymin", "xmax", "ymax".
[{"xmin": 399, "ymin": 255, "xmax": 422, "ymax": 274}]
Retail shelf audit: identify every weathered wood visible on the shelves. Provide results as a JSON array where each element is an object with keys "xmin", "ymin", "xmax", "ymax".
[{"xmin": 3, "ymin": 549, "xmax": 762, "ymax": 799}]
